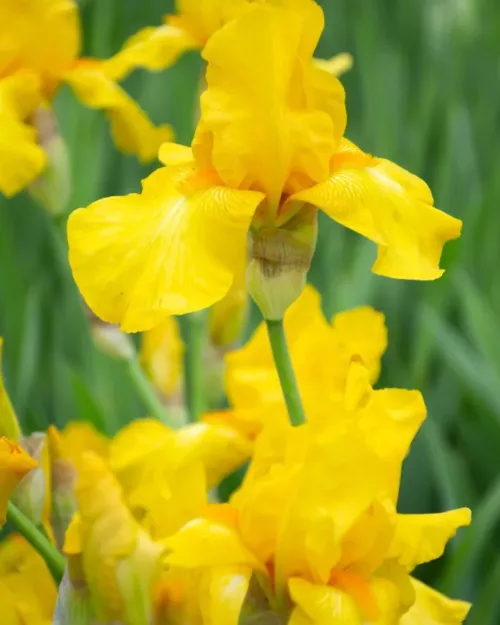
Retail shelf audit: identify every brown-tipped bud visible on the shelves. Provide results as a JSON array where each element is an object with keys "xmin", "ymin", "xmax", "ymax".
[
  {"xmin": 47, "ymin": 426, "xmax": 77, "ymax": 550},
  {"xmin": 29, "ymin": 106, "xmax": 71, "ymax": 216},
  {"xmin": 88, "ymin": 309, "xmax": 135, "ymax": 361},
  {"xmin": 247, "ymin": 207, "xmax": 318, "ymax": 320}
]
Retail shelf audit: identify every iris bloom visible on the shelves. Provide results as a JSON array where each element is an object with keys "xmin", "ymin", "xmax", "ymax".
[
  {"xmin": 0, "ymin": 0, "xmax": 172, "ymax": 198},
  {"xmin": 103, "ymin": 0, "xmax": 353, "ymax": 83},
  {"xmin": 0, "ymin": 534, "xmax": 57, "ymax": 625},
  {"xmin": 164, "ymin": 416, "xmax": 471, "ymax": 624},
  {"xmin": 69, "ymin": 0, "xmax": 461, "ymax": 332}
]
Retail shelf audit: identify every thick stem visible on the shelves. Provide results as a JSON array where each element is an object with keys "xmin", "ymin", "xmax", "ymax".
[
  {"xmin": 127, "ymin": 356, "xmax": 170, "ymax": 425},
  {"xmin": 7, "ymin": 501, "xmax": 65, "ymax": 583},
  {"xmin": 183, "ymin": 312, "xmax": 206, "ymax": 421},
  {"xmin": 265, "ymin": 319, "xmax": 305, "ymax": 426}
]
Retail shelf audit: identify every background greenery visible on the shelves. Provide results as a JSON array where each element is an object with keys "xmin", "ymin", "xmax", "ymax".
[{"xmin": 0, "ymin": 0, "xmax": 497, "ymax": 621}]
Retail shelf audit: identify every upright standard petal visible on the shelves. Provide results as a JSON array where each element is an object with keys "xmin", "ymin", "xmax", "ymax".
[
  {"xmin": 294, "ymin": 140, "xmax": 462, "ymax": 280},
  {"xmin": 0, "ymin": 73, "xmax": 46, "ymax": 197},
  {"xmin": 401, "ymin": 578, "xmax": 470, "ymax": 624},
  {"xmin": 63, "ymin": 62, "xmax": 173, "ymax": 162},
  {"xmin": 388, "ymin": 509, "xmax": 471, "ymax": 571},
  {"xmin": 196, "ymin": 3, "xmax": 345, "ymax": 206},
  {"xmin": 0, "ymin": 438, "xmax": 37, "ymax": 525},
  {"xmin": 0, "ymin": 0, "xmax": 79, "ymax": 90},
  {"xmin": 68, "ymin": 166, "xmax": 264, "ymax": 331}
]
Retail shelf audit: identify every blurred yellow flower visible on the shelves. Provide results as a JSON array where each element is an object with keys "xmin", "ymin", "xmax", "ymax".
[
  {"xmin": 141, "ymin": 316, "xmax": 184, "ymax": 399},
  {"xmin": 58, "ymin": 420, "xmax": 109, "ymax": 474},
  {"xmin": 63, "ymin": 452, "xmax": 164, "ymax": 625},
  {"xmin": 0, "ymin": 0, "xmax": 172, "ymax": 198},
  {"xmin": 109, "ymin": 418, "xmax": 251, "ymax": 539},
  {"xmin": 69, "ymin": 1, "xmax": 461, "ymax": 332},
  {"xmin": 104, "ymin": 0, "xmax": 352, "ymax": 82},
  {"xmin": 0, "ymin": 437, "xmax": 37, "ymax": 526},
  {"xmin": 164, "ymin": 416, "xmax": 471, "ymax": 624},
  {"xmin": 0, "ymin": 534, "xmax": 57, "ymax": 625}
]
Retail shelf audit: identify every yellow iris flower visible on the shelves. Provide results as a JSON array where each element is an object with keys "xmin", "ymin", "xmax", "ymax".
[
  {"xmin": 0, "ymin": 0, "xmax": 172, "ymax": 198},
  {"xmin": 0, "ymin": 437, "xmax": 37, "ymax": 526},
  {"xmin": 0, "ymin": 534, "xmax": 57, "ymax": 625},
  {"xmin": 164, "ymin": 416, "xmax": 471, "ymax": 624},
  {"xmin": 68, "ymin": 0, "xmax": 461, "ymax": 333},
  {"xmin": 103, "ymin": 0, "xmax": 353, "ymax": 83}
]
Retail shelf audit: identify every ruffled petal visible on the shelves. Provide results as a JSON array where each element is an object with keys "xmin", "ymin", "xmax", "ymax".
[
  {"xmin": 293, "ymin": 139, "xmax": 462, "ymax": 280},
  {"xmin": 63, "ymin": 62, "xmax": 173, "ymax": 162},
  {"xmin": 102, "ymin": 24, "xmax": 198, "ymax": 82},
  {"xmin": 0, "ymin": 73, "xmax": 46, "ymax": 197},
  {"xmin": 388, "ymin": 509, "xmax": 471, "ymax": 570},
  {"xmin": 0, "ymin": 0, "xmax": 79, "ymax": 84},
  {"xmin": 288, "ymin": 577, "xmax": 362, "ymax": 625},
  {"xmin": 165, "ymin": 518, "xmax": 259, "ymax": 569},
  {"xmin": 68, "ymin": 166, "xmax": 264, "ymax": 331},
  {"xmin": 401, "ymin": 578, "xmax": 471, "ymax": 624},
  {"xmin": 196, "ymin": 3, "xmax": 344, "ymax": 205}
]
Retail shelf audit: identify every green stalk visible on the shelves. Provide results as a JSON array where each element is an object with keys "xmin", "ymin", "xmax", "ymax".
[
  {"xmin": 127, "ymin": 356, "xmax": 171, "ymax": 425},
  {"xmin": 7, "ymin": 501, "xmax": 65, "ymax": 583},
  {"xmin": 183, "ymin": 312, "xmax": 206, "ymax": 421},
  {"xmin": 265, "ymin": 319, "xmax": 305, "ymax": 426}
]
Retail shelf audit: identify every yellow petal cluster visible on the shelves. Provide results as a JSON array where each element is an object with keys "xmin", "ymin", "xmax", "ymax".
[
  {"xmin": 164, "ymin": 415, "xmax": 471, "ymax": 624},
  {"xmin": 0, "ymin": 0, "xmax": 172, "ymax": 198},
  {"xmin": 68, "ymin": 0, "xmax": 461, "ymax": 332}
]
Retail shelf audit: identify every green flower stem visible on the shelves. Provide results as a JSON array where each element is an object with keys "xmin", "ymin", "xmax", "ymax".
[
  {"xmin": 183, "ymin": 311, "xmax": 206, "ymax": 421},
  {"xmin": 265, "ymin": 319, "xmax": 305, "ymax": 426},
  {"xmin": 7, "ymin": 501, "xmax": 65, "ymax": 583},
  {"xmin": 127, "ymin": 356, "xmax": 171, "ymax": 425}
]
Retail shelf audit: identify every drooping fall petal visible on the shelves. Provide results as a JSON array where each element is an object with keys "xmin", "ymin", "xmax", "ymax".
[
  {"xmin": 388, "ymin": 509, "xmax": 471, "ymax": 571},
  {"xmin": 288, "ymin": 577, "xmax": 362, "ymax": 625},
  {"xmin": 293, "ymin": 139, "xmax": 462, "ymax": 280},
  {"xmin": 401, "ymin": 578, "xmax": 470, "ymax": 624},
  {"xmin": 0, "ymin": 438, "xmax": 37, "ymax": 525},
  {"xmin": 0, "ymin": 73, "xmax": 46, "ymax": 197},
  {"xmin": 63, "ymin": 62, "xmax": 173, "ymax": 162},
  {"xmin": 68, "ymin": 166, "xmax": 264, "ymax": 331}
]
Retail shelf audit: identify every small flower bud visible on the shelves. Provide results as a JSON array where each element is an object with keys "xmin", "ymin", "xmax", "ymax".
[
  {"xmin": 247, "ymin": 207, "xmax": 318, "ymax": 320},
  {"xmin": 0, "ymin": 338, "xmax": 22, "ymax": 442},
  {"xmin": 29, "ymin": 106, "xmax": 71, "ymax": 216}
]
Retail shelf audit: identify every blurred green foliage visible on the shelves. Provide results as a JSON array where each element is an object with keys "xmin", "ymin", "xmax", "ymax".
[{"xmin": 0, "ymin": 0, "xmax": 498, "ymax": 621}]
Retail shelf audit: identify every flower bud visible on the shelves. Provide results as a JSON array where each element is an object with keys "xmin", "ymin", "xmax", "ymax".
[
  {"xmin": 12, "ymin": 433, "xmax": 50, "ymax": 532},
  {"xmin": 0, "ymin": 437, "xmax": 37, "ymax": 525},
  {"xmin": 247, "ymin": 206, "xmax": 318, "ymax": 320},
  {"xmin": 29, "ymin": 106, "xmax": 71, "ymax": 216},
  {"xmin": 89, "ymin": 311, "xmax": 135, "ymax": 361}
]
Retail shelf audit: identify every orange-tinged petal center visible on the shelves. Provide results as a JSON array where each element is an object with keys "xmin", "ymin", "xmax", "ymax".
[{"xmin": 329, "ymin": 568, "xmax": 380, "ymax": 621}]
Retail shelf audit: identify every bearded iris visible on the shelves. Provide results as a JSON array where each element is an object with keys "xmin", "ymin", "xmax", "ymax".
[{"xmin": 68, "ymin": 1, "xmax": 461, "ymax": 333}]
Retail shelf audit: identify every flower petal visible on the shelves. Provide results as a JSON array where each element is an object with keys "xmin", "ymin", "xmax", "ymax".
[
  {"xmin": 389, "ymin": 509, "xmax": 471, "ymax": 570},
  {"xmin": 0, "ymin": 0, "xmax": 79, "ymax": 84},
  {"xmin": 0, "ymin": 73, "xmax": 46, "ymax": 197},
  {"xmin": 401, "ymin": 578, "xmax": 470, "ymax": 624},
  {"xmin": 293, "ymin": 139, "xmax": 462, "ymax": 280},
  {"xmin": 68, "ymin": 166, "xmax": 264, "ymax": 331},
  {"xmin": 288, "ymin": 577, "xmax": 362, "ymax": 625},
  {"xmin": 199, "ymin": 566, "xmax": 251, "ymax": 625},
  {"xmin": 141, "ymin": 316, "xmax": 184, "ymax": 398},
  {"xmin": 196, "ymin": 3, "xmax": 344, "ymax": 205},
  {"xmin": 314, "ymin": 52, "xmax": 354, "ymax": 77},
  {"xmin": 102, "ymin": 23, "xmax": 198, "ymax": 82},
  {"xmin": 63, "ymin": 62, "xmax": 173, "ymax": 162},
  {"xmin": 165, "ymin": 518, "xmax": 259, "ymax": 569}
]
